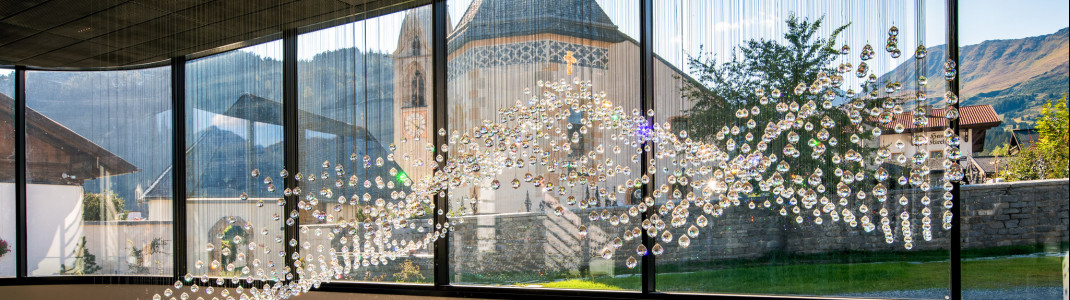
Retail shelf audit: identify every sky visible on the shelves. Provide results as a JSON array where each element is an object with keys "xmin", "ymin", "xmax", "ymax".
[
  {"xmin": 240, "ymin": 0, "xmax": 1068, "ymax": 65},
  {"xmin": 957, "ymin": 0, "xmax": 1069, "ymax": 46}
]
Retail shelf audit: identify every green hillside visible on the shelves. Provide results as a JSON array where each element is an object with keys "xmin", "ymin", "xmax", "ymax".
[{"xmin": 879, "ymin": 27, "xmax": 1069, "ymax": 154}]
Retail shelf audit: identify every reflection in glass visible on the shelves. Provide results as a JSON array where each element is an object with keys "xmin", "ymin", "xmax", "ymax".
[
  {"xmin": 186, "ymin": 41, "xmax": 285, "ymax": 280},
  {"xmin": 651, "ymin": 1, "xmax": 951, "ymax": 298},
  {"xmin": 956, "ymin": 1, "xmax": 1069, "ymax": 296},
  {"xmin": 1, "ymin": 68, "xmax": 15, "ymax": 277},
  {"xmin": 23, "ymin": 67, "xmax": 173, "ymax": 276},
  {"xmin": 446, "ymin": 0, "xmax": 642, "ymax": 289},
  {"xmin": 296, "ymin": 5, "xmax": 433, "ymax": 283}
]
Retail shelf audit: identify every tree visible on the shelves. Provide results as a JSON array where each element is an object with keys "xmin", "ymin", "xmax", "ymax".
[
  {"xmin": 1034, "ymin": 96, "xmax": 1069, "ymax": 178},
  {"xmin": 681, "ymin": 15, "xmax": 878, "ymax": 203},
  {"xmin": 392, "ymin": 259, "xmax": 425, "ymax": 282},
  {"xmin": 128, "ymin": 238, "xmax": 169, "ymax": 274},
  {"xmin": 82, "ymin": 191, "xmax": 128, "ymax": 221},
  {"xmin": 1001, "ymin": 96, "xmax": 1069, "ymax": 180},
  {"xmin": 59, "ymin": 236, "xmax": 102, "ymax": 275}
]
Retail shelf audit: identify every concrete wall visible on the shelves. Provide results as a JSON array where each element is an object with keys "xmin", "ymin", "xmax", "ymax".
[
  {"xmin": 0, "ymin": 183, "xmax": 15, "ymax": 277},
  {"xmin": 25, "ymin": 184, "xmax": 84, "ymax": 276},
  {"xmin": 82, "ymin": 221, "xmax": 172, "ymax": 275}
]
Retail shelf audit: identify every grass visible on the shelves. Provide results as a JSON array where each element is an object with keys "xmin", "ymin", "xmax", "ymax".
[
  {"xmin": 962, "ymin": 256, "xmax": 1066, "ymax": 290},
  {"xmin": 525, "ymin": 249, "xmax": 1067, "ymax": 295},
  {"xmin": 538, "ymin": 279, "xmax": 626, "ymax": 290}
]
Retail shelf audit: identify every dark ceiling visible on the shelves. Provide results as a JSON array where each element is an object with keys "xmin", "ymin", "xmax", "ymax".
[{"xmin": 0, "ymin": 0, "xmax": 419, "ymax": 68}]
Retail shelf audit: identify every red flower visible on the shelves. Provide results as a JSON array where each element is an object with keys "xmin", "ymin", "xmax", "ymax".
[{"xmin": 0, "ymin": 238, "xmax": 10, "ymax": 258}]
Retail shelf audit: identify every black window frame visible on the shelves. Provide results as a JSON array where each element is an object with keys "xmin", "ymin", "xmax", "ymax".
[{"xmin": 0, "ymin": 0, "xmax": 970, "ymax": 299}]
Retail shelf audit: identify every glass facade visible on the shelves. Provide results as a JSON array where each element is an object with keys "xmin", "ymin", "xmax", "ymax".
[
  {"xmin": 296, "ymin": 6, "xmax": 434, "ymax": 283},
  {"xmin": 649, "ymin": 1, "xmax": 953, "ymax": 298},
  {"xmin": 185, "ymin": 42, "xmax": 285, "ymax": 280},
  {"xmin": 0, "ymin": 2, "xmax": 1066, "ymax": 300},
  {"xmin": 24, "ymin": 67, "xmax": 173, "ymax": 276},
  {"xmin": 956, "ymin": 2, "xmax": 1070, "ymax": 297},
  {"xmin": 445, "ymin": 0, "xmax": 643, "ymax": 289},
  {"xmin": 0, "ymin": 68, "xmax": 14, "ymax": 277}
]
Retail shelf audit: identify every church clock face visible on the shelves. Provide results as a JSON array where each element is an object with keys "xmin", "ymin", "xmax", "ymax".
[{"xmin": 404, "ymin": 112, "xmax": 427, "ymax": 139}]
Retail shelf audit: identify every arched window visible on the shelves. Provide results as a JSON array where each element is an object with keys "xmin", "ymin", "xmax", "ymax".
[
  {"xmin": 411, "ymin": 36, "xmax": 421, "ymax": 56},
  {"xmin": 219, "ymin": 225, "xmax": 248, "ymax": 268},
  {"xmin": 411, "ymin": 70, "xmax": 425, "ymax": 107}
]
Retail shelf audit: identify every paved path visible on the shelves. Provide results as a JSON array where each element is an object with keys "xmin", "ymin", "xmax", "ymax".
[{"xmin": 839, "ymin": 287, "xmax": 1063, "ymax": 299}]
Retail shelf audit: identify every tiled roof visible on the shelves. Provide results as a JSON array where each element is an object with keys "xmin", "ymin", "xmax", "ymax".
[
  {"xmin": 969, "ymin": 156, "xmax": 1008, "ymax": 174},
  {"xmin": 880, "ymin": 104, "xmax": 1002, "ymax": 132},
  {"xmin": 1011, "ymin": 128, "xmax": 1039, "ymax": 149},
  {"xmin": 447, "ymin": 0, "xmax": 628, "ymax": 53}
]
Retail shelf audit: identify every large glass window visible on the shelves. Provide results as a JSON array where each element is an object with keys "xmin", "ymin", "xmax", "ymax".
[
  {"xmin": 0, "ymin": 68, "xmax": 15, "ymax": 277},
  {"xmin": 446, "ymin": 0, "xmax": 642, "ymax": 289},
  {"xmin": 295, "ymin": 5, "xmax": 434, "ymax": 283},
  {"xmin": 24, "ymin": 67, "xmax": 173, "ymax": 276},
  {"xmin": 186, "ymin": 42, "xmax": 285, "ymax": 281},
  {"xmin": 1, "ymin": 2, "xmax": 1062, "ymax": 297},
  {"xmin": 957, "ymin": 1, "xmax": 1069, "ymax": 298},
  {"xmin": 651, "ymin": 1, "xmax": 951, "ymax": 297}
]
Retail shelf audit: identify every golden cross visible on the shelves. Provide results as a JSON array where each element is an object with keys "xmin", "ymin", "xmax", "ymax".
[{"xmin": 563, "ymin": 51, "xmax": 577, "ymax": 75}]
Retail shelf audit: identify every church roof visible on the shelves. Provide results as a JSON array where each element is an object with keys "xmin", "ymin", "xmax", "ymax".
[
  {"xmin": 448, "ymin": 0, "xmax": 628, "ymax": 53},
  {"xmin": 395, "ymin": 5, "xmax": 445, "ymax": 57}
]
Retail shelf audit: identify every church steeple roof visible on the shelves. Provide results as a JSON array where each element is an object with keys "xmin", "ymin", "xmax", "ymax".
[
  {"xmin": 395, "ymin": 5, "xmax": 448, "ymax": 57},
  {"xmin": 448, "ymin": 0, "xmax": 627, "ymax": 53}
]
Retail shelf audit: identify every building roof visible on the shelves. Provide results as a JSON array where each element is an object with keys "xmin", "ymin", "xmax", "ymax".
[
  {"xmin": 1010, "ymin": 128, "xmax": 1039, "ymax": 150},
  {"xmin": 969, "ymin": 156, "xmax": 1008, "ymax": 174},
  {"xmin": 447, "ymin": 0, "xmax": 628, "ymax": 53},
  {"xmin": 1, "ymin": 92, "xmax": 138, "ymax": 183},
  {"xmin": 141, "ymin": 93, "xmax": 404, "ymax": 200},
  {"xmin": 880, "ymin": 104, "xmax": 1002, "ymax": 132},
  {"xmin": 141, "ymin": 164, "xmax": 173, "ymax": 199}
]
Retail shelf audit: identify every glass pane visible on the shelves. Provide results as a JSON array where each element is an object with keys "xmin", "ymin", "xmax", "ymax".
[
  {"xmin": 653, "ymin": 1, "xmax": 951, "ymax": 297},
  {"xmin": 446, "ymin": 0, "xmax": 642, "ymax": 290},
  {"xmin": 957, "ymin": 1, "xmax": 1069, "ymax": 298},
  {"xmin": 295, "ymin": 5, "xmax": 433, "ymax": 283},
  {"xmin": 24, "ymin": 67, "xmax": 173, "ymax": 276},
  {"xmin": 186, "ymin": 41, "xmax": 286, "ymax": 281},
  {"xmin": 0, "ymin": 68, "xmax": 14, "ymax": 277}
]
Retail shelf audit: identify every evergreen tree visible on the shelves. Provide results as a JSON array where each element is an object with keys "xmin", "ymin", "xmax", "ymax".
[{"xmin": 59, "ymin": 236, "xmax": 102, "ymax": 275}]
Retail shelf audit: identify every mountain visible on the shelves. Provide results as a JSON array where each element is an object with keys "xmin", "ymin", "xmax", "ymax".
[
  {"xmin": 880, "ymin": 27, "xmax": 1069, "ymax": 154},
  {"xmin": 0, "ymin": 48, "xmax": 398, "ymax": 213}
]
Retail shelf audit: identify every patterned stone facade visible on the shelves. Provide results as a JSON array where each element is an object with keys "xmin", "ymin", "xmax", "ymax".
[{"xmin": 447, "ymin": 40, "xmax": 610, "ymax": 80}]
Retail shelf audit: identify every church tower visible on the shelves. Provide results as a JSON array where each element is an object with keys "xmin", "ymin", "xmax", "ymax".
[{"xmin": 393, "ymin": 7, "xmax": 448, "ymax": 182}]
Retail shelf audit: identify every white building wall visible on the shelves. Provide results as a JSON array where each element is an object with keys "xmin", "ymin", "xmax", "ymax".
[
  {"xmin": 25, "ymin": 184, "xmax": 84, "ymax": 276},
  {"xmin": 0, "ymin": 183, "xmax": 16, "ymax": 276},
  {"xmin": 878, "ymin": 129, "xmax": 974, "ymax": 162},
  {"xmin": 185, "ymin": 198, "xmax": 285, "ymax": 278},
  {"xmin": 82, "ymin": 221, "xmax": 172, "ymax": 275}
]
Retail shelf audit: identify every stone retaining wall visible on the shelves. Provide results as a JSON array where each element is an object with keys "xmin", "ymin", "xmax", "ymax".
[{"xmin": 449, "ymin": 179, "xmax": 1069, "ymax": 277}]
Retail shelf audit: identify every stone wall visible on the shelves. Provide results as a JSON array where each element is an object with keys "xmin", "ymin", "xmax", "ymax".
[
  {"xmin": 960, "ymin": 178, "xmax": 1070, "ymax": 249},
  {"xmin": 448, "ymin": 179, "xmax": 1069, "ymax": 278}
]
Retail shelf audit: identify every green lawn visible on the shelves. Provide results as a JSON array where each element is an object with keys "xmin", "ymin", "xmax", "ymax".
[{"xmin": 527, "ymin": 256, "xmax": 1065, "ymax": 295}]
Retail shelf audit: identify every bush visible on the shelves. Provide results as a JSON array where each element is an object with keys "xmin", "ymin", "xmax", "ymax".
[
  {"xmin": 1001, "ymin": 97, "xmax": 1069, "ymax": 181},
  {"xmin": 82, "ymin": 191, "xmax": 128, "ymax": 221}
]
